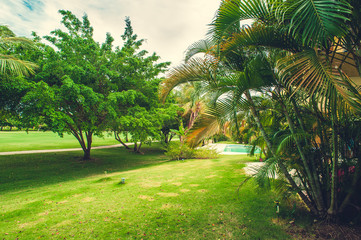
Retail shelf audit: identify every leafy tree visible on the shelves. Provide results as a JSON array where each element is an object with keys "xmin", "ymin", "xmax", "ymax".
[
  {"xmin": 23, "ymin": 78, "xmax": 110, "ymax": 159},
  {"xmin": 158, "ymin": 103, "xmax": 183, "ymax": 144},
  {"xmin": 22, "ymin": 11, "xmax": 172, "ymax": 159},
  {"xmin": 22, "ymin": 10, "xmax": 118, "ymax": 160},
  {"xmin": 108, "ymin": 17, "xmax": 171, "ymax": 152}
]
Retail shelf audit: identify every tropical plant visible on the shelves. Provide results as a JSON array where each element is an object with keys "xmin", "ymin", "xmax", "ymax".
[
  {"xmin": 0, "ymin": 25, "xmax": 37, "ymax": 76},
  {"xmin": 161, "ymin": 0, "xmax": 361, "ymax": 221}
]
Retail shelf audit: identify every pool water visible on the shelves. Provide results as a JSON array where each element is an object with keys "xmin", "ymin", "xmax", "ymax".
[{"xmin": 223, "ymin": 144, "xmax": 261, "ymax": 154}]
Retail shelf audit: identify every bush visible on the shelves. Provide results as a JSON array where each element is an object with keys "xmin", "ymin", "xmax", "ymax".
[
  {"xmin": 212, "ymin": 134, "xmax": 229, "ymax": 142},
  {"xmin": 165, "ymin": 142, "xmax": 219, "ymax": 160},
  {"xmin": 194, "ymin": 147, "xmax": 219, "ymax": 159}
]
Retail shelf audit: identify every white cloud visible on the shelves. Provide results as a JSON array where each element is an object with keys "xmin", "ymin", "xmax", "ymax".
[{"xmin": 0, "ymin": 0, "xmax": 221, "ymax": 66}]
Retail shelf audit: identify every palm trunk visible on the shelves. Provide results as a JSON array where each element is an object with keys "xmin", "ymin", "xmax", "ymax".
[
  {"xmin": 280, "ymin": 98, "xmax": 325, "ymax": 213},
  {"xmin": 328, "ymin": 108, "xmax": 339, "ymax": 217},
  {"xmin": 233, "ymin": 109, "xmax": 241, "ymax": 141},
  {"xmin": 244, "ymin": 90, "xmax": 318, "ymax": 215},
  {"xmin": 292, "ymin": 95, "xmax": 327, "ymax": 209}
]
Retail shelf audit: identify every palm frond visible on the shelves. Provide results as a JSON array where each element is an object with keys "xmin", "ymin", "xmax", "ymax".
[
  {"xmin": 0, "ymin": 37, "xmax": 34, "ymax": 47},
  {"xmin": 186, "ymin": 96, "xmax": 245, "ymax": 147},
  {"xmin": 253, "ymin": 156, "xmax": 279, "ymax": 188},
  {"xmin": 185, "ymin": 38, "xmax": 217, "ymax": 62},
  {"xmin": 159, "ymin": 57, "xmax": 218, "ymax": 103},
  {"xmin": 277, "ymin": 49, "xmax": 361, "ymax": 113},
  {"xmin": 0, "ymin": 54, "xmax": 38, "ymax": 76},
  {"xmin": 210, "ymin": 0, "xmax": 280, "ymax": 39},
  {"xmin": 283, "ymin": 0, "xmax": 351, "ymax": 47},
  {"xmin": 186, "ymin": 112, "xmax": 221, "ymax": 147},
  {"xmin": 221, "ymin": 24, "xmax": 301, "ymax": 54}
]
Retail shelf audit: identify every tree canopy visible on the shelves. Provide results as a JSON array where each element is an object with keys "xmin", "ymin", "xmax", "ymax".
[{"xmin": 21, "ymin": 10, "xmax": 171, "ymax": 160}]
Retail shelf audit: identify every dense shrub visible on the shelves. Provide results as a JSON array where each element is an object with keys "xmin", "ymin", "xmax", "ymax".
[
  {"xmin": 194, "ymin": 147, "xmax": 219, "ymax": 159},
  {"xmin": 165, "ymin": 142, "xmax": 219, "ymax": 160},
  {"xmin": 212, "ymin": 134, "xmax": 229, "ymax": 142}
]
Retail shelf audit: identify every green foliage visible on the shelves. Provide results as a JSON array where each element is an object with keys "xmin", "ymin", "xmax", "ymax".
[
  {"xmin": 107, "ymin": 17, "xmax": 172, "ymax": 153},
  {"xmin": 23, "ymin": 78, "xmax": 109, "ymax": 135},
  {"xmin": 118, "ymin": 107, "xmax": 161, "ymax": 143},
  {"xmin": 0, "ymin": 75, "xmax": 30, "ymax": 115},
  {"xmin": 0, "ymin": 25, "xmax": 37, "ymax": 76},
  {"xmin": 20, "ymin": 10, "xmax": 172, "ymax": 158},
  {"xmin": 212, "ymin": 133, "xmax": 230, "ymax": 142},
  {"xmin": 164, "ymin": 141, "xmax": 219, "ymax": 160},
  {"xmin": 164, "ymin": 142, "xmax": 196, "ymax": 160},
  {"xmin": 193, "ymin": 147, "xmax": 219, "ymax": 159},
  {"xmin": 161, "ymin": 0, "xmax": 361, "ymax": 221},
  {"xmin": 157, "ymin": 103, "xmax": 183, "ymax": 144}
]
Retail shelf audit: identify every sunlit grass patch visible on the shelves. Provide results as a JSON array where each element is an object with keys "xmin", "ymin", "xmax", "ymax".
[{"xmin": 0, "ymin": 145, "xmax": 291, "ymax": 239}]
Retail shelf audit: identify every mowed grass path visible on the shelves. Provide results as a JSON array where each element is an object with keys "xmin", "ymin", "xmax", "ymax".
[
  {"xmin": 0, "ymin": 145, "xmax": 290, "ymax": 239},
  {"xmin": 0, "ymin": 131, "xmax": 119, "ymax": 152}
]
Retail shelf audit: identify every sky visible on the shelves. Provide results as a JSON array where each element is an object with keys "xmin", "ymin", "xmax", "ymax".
[{"xmin": 0, "ymin": 0, "xmax": 222, "ymax": 67}]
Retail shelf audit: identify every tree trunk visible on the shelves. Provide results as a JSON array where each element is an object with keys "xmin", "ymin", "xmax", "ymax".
[
  {"xmin": 137, "ymin": 142, "xmax": 144, "ymax": 154},
  {"xmin": 83, "ymin": 148, "xmax": 91, "ymax": 160},
  {"xmin": 82, "ymin": 131, "xmax": 93, "ymax": 161},
  {"xmin": 169, "ymin": 134, "xmax": 174, "ymax": 142},
  {"xmin": 164, "ymin": 133, "xmax": 169, "ymax": 144},
  {"xmin": 133, "ymin": 142, "xmax": 144, "ymax": 154},
  {"xmin": 114, "ymin": 131, "xmax": 130, "ymax": 149},
  {"xmin": 328, "ymin": 108, "xmax": 339, "ymax": 217},
  {"xmin": 244, "ymin": 90, "xmax": 318, "ymax": 215},
  {"xmin": 125, "ymin": 132, "xmax": 129, "ymax": 142},
  {"xmin": 280, "ymin": 98, "xmax": 325, "ymax": 214}
]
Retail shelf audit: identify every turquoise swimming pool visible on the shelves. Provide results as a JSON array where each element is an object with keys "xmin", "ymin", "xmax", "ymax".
[{"xmin": 223, "ymin": 144, "xmax": 261, "ymax": 154}]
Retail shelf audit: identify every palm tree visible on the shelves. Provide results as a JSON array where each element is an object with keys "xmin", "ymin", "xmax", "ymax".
[
  {"xmin": 161, "ymin": 0, "xmax": 361, "ymax": 220},
  {"xmin": 162, "ymin": 45, "xmax": 322, "ymax": 214},
  {"xmin": 207, "ymin": 0, "xmax": 361, "ymax": 220},
  {"xmin": 0, "ymin": 25, "xmax": 37, "ymax": 76}
]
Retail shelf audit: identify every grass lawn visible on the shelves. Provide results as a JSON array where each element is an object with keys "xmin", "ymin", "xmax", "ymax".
[
  {"xmin": 0, "ymin": 143, "xmax": 293, "ymax": 239},
  {"xmin": 0, "ymin": 131, "xmax": 119, "ymax": 152}
]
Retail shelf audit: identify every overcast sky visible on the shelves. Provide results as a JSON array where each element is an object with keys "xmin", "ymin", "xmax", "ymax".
[{"xmin": 0, "ymin": 0, "xmax": 222, "ymax": 67}]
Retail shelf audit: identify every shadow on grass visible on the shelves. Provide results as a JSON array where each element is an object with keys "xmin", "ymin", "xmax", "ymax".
[{"xmin": 0, "ymin": 143, "xmax": 170, "ymax": 193}]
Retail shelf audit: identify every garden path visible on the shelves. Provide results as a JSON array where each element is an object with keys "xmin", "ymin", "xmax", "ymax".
[{"xmin": 0, "ymin": 143, "xmax": 131, "ymax": 155}]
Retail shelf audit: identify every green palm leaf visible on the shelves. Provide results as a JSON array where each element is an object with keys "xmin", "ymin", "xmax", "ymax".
[
  {"xmin": 276, "ymin": 49, "xmax": 361, "ymax": 113},
  {"xmin": 185, "ymin": 39, "xmax": 217, "ymax": 62},
  {"xmin": 253, "ymin": 156, "xmax": 279, "ymax": 187},
  {"xmin": 0, "ymin": 25, "xmax": 38, "ymax": 76},
  {"xmin": 222, "ymin": 24, "xmax": 302, "ymax": 54},
  {"xmin": 160, "ymin": 57, "xmax": 218, "ymax": 102},
  {"xmin": 0, "ymin": 54, "xmax": 37, "ymax": 76},
  {"xmin": 210, "ymin": 0, "xmax": 281, "ymax": 38},
  {"xmin": 283, "ymin": 0, "xmax": 351, "ymax": 46}
]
